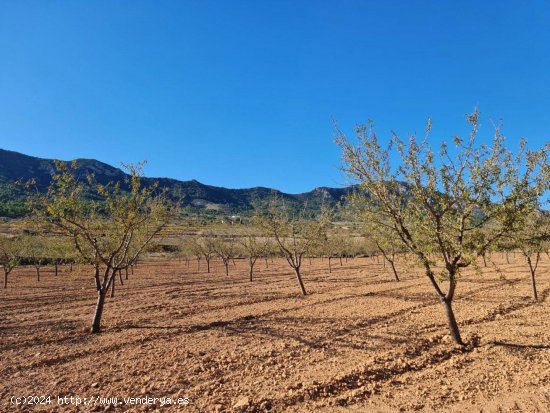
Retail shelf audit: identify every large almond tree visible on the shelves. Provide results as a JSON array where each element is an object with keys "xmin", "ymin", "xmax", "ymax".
[
  {"xmin": 336, "ymin": 110, "xmax": 549, "ymax": 345},
  {"xmin": 34, "ymin": 161, "xmax": 171, "ymax": 333}
]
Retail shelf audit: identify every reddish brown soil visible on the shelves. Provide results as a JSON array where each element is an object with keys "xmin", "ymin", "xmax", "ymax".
[{"xmin": 1, "ymin": 255, "xmax": 550, "ymax": 412}]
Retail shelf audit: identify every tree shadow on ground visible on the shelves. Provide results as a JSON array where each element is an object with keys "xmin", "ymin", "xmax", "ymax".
[{"xmin": 489, "ymin": 340, "xmax": 550, "ymax": 350}]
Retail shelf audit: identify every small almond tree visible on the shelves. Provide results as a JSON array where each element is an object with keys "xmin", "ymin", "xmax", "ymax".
[
  {"xmin": 375, "ymin": 239, "xmax": 401, "ymax": 281},
  {"xmin": 262, "ymin": 238, "xmax": 277, "ymax": 268},
  {"xmin": 177, "ymin": 238, "xmax": 195, "ymax": 271},
  {"xmin": 214, "ymin": 236, "xmax": 238, "ymax": 276},
  {"xmin": 509, "ymin": 210, "xmax": 550, "ymax": 301},
  {"xmin": 323, "ymin": 234, "xmax": 346, "ymax": 273},
  {"xmin": 52, "ymin": 237, "xmax": 80, "ymax": 275},
  {"xmin": 239, "ymin": 231, "xmax": 269, "ymax": 281},
  {"xmin": 21, "ymin": 235, "xmax": 48, "ymax": 282},
  {"xmin": 33, "ymin": 161, "xmax": 170, "ymax": 333},
  {"xmin": 256, "ymin": 200, "xmax": 330, "ymax": 295},
  {"xmin": 0, "ymin": 236, "xmax": 22, "ymax": 289},
  {"xmin": 190, "ymin": 233, "xmax": 216, "ymax": 273},
  {"xmin": 50, "ymin": 242, "xmax": 62, "ymax": 276},
  {"xmin": 494, "ymin": 237, "xmax": 515, "ymax": 264},
  {"xmin": 182, "ymin": 237, "xmax": 202, "ymax": 271},
  {"xmin": 360, "ymin": 218, "xmax": 402, "ymax": 281},
  {"xmin": 336, "ymin": 110, "xmax": 549, "ymax": 345}
]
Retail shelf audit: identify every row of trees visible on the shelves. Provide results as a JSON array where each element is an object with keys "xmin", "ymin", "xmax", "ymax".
[
  {"xmin": 177, "ymin": 218, "xmax": 380, "ymax": 278},
  {"xmin": 0, "ymin": 235, "xmax": 80, "ymax": 287},
  {"xmin": 1, "ymin": 110, "xmax": 548, "ymax": 346},
  {"xmin": 176, "ymin": 206, "xmax": 549, "ymax": 304},
  {"xmin": 184, "ymin": 233, "xmax": 270, "ymax": 281}
]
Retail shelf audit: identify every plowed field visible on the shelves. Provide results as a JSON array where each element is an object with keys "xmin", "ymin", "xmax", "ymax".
[{"xmin": 2, "ymin": 255, "xmax": 550, "ymax": 412}]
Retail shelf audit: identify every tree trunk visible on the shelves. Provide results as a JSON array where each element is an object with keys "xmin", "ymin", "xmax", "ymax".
[
  {"xmin": 482, "ymin": 254, "xmax": 487, "ymax": 267},
  {"xmin": 119, "ymin": 269, "xmax": 124, "ymax": 286},
  {"xmin": 442, "ymin": 299, "xmax": 463, "ymax": 345},
  {"xmin": 527, "ymin": 257, "xmax": 538, "ymax": 301},
  {"xmin": 131, "ymin": 265, "xmax": 134, "ymax": 275},
  {"xmin": 309, "ymin": 257, "xmax": 312, "ymax": 265},
  {"xmin": 3, "ymin": 268, "xmax": 8, "ymax": 289},
  {"xmin": 125, "ymin": 267, "xmax": 128, "ymax": 280},
  {"xmin": 224, "ymin": 262, "xmax": 229, "ymax": 276},
  {"xmin": 207, "ymin": 259, "xmax": 211, "ymax": 273},
  {"xmin": 265, "ymin": 258, "xmax": 268, "ymax": 268},
  {"xmin": 110, "ymin": 273, "xmax": 116, "ymax": 298},
  {"xmin": 506, "ymin": 252, "xmax": 509, "ymax": 264},
  {"xmin": 197, "ymin": 258, "xmax": 200, "ymax": 271},
  {"xmin": 36, "ymin": 267, "xmax": 40, "ymax": 282},
  {"xmin": 91, "ymin": 289, "xmax": 107, "ymax": 333},
  {"xmin": 55, "ymin": 263, "xmax": 58, "ymax": 276},
  {"xmin": 293, "ymin": 266, "xmax": 307, "ymax": 296},
  {"xmin": 389, "ymin": 260, "xmax": 400, "ymax": 281},
  {"xmin": 530, "ymin": 269, "xmax": 538, "ymax": 301},
  {"xmin": 339, "ymin": 256, "xmax": 343, "ymax": 266},
  {"xmin": 328, "ymin": 257, "xmax": 332, "ymax": 273}
]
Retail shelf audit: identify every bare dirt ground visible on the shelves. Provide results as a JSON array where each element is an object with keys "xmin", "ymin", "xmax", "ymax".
[{"xmin": 1, "ymin": 255, "xmax": 550, "ymax": 412}]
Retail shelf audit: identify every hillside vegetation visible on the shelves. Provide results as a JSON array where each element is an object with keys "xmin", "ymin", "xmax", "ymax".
[{"xmin": 0, "ymin": 148, "xmax": 353, "ymax": 217}]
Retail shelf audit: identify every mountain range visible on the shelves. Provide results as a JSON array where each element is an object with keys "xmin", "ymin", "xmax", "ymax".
[{"xmin": 0, "ymin": 148, "xmax": 354, "ymax": 217}]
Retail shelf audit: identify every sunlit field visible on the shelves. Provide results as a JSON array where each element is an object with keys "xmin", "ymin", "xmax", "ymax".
[{"xmin": 2, "ymin": 255, "xmax": 550, "ymax": 412}]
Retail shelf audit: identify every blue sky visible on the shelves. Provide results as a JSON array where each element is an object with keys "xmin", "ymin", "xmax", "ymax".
[{"xmin": 1, "ymin": 1, "xmax": 549, "ymax": 193}]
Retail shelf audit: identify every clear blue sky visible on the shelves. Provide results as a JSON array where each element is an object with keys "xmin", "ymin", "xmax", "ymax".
[{"xmin": 1, "ymin": 1, "xmax": 549, "ymax": 193}]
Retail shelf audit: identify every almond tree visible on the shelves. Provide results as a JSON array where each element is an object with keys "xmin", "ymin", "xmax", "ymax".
[
  {"xmin": 262, "ymin": 239, "xmax": 277, "ymax": 269},
  {"xmin": 214, "ymin": 236, "xmax": 238, "ymax": 276},
  {"xmin": 182, "ymin": 238, "xmax": 202, "ymax": 271},
  {"xmin": 110, "ymin": 233, "xmax": 158, "ymax": 297},
  {"xmin": 509, "ymin": 210, "xmax": 550, "ymax": 301},
  {"xmin": 494, "ymin": 237, "xmax": 513, "ymax": 264},
  {"xmin": 359, "ymin": 218, "xmax": 402, "ymax": 281},
  {"xmin": 336, "ymin": 110, "xmax": 549, "ymax": 345},
  {"xmin": 239, "ymin": 231, "xmax": 269, "ymax": 281},
  {"xmin": 256, "ymin": 200, "xmax": 330, "ymax": 295},
  {"xmin": 334, "ymin": 234, "xmax": 349, "ymax": 266},
  {"xmin": 323, "ymin": 234, "xmax": 346, "ymax": 273},
  {"xmin": 21, "ymin": 235, "xmax": 48, "ymax": 282},
  {"xmin": 190, "ymin": 233, "xmax": 216, "ymax": 273},
  {"xmin": 0, "ymin": 236, "xmax": 22, "ymax": 289},
  {"xmin": 177, "ymin": 238, "xmax": 195, "ymax": 271},
  {"xmin": 34, "ymin": 161, "xmax": 170, "ymax": 333},
  {"xmin": 58, "ymin": 237, "xmax": 79, "ymax": 273},
  {"xmin": 42, "ymin": 237, "xmax": 69, "ymax": 276}
]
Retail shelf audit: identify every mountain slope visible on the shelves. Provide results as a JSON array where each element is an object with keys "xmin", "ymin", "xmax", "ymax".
[{"xmin": 0, "ymin": 148, "xmax": 354, "ymax": 216}]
